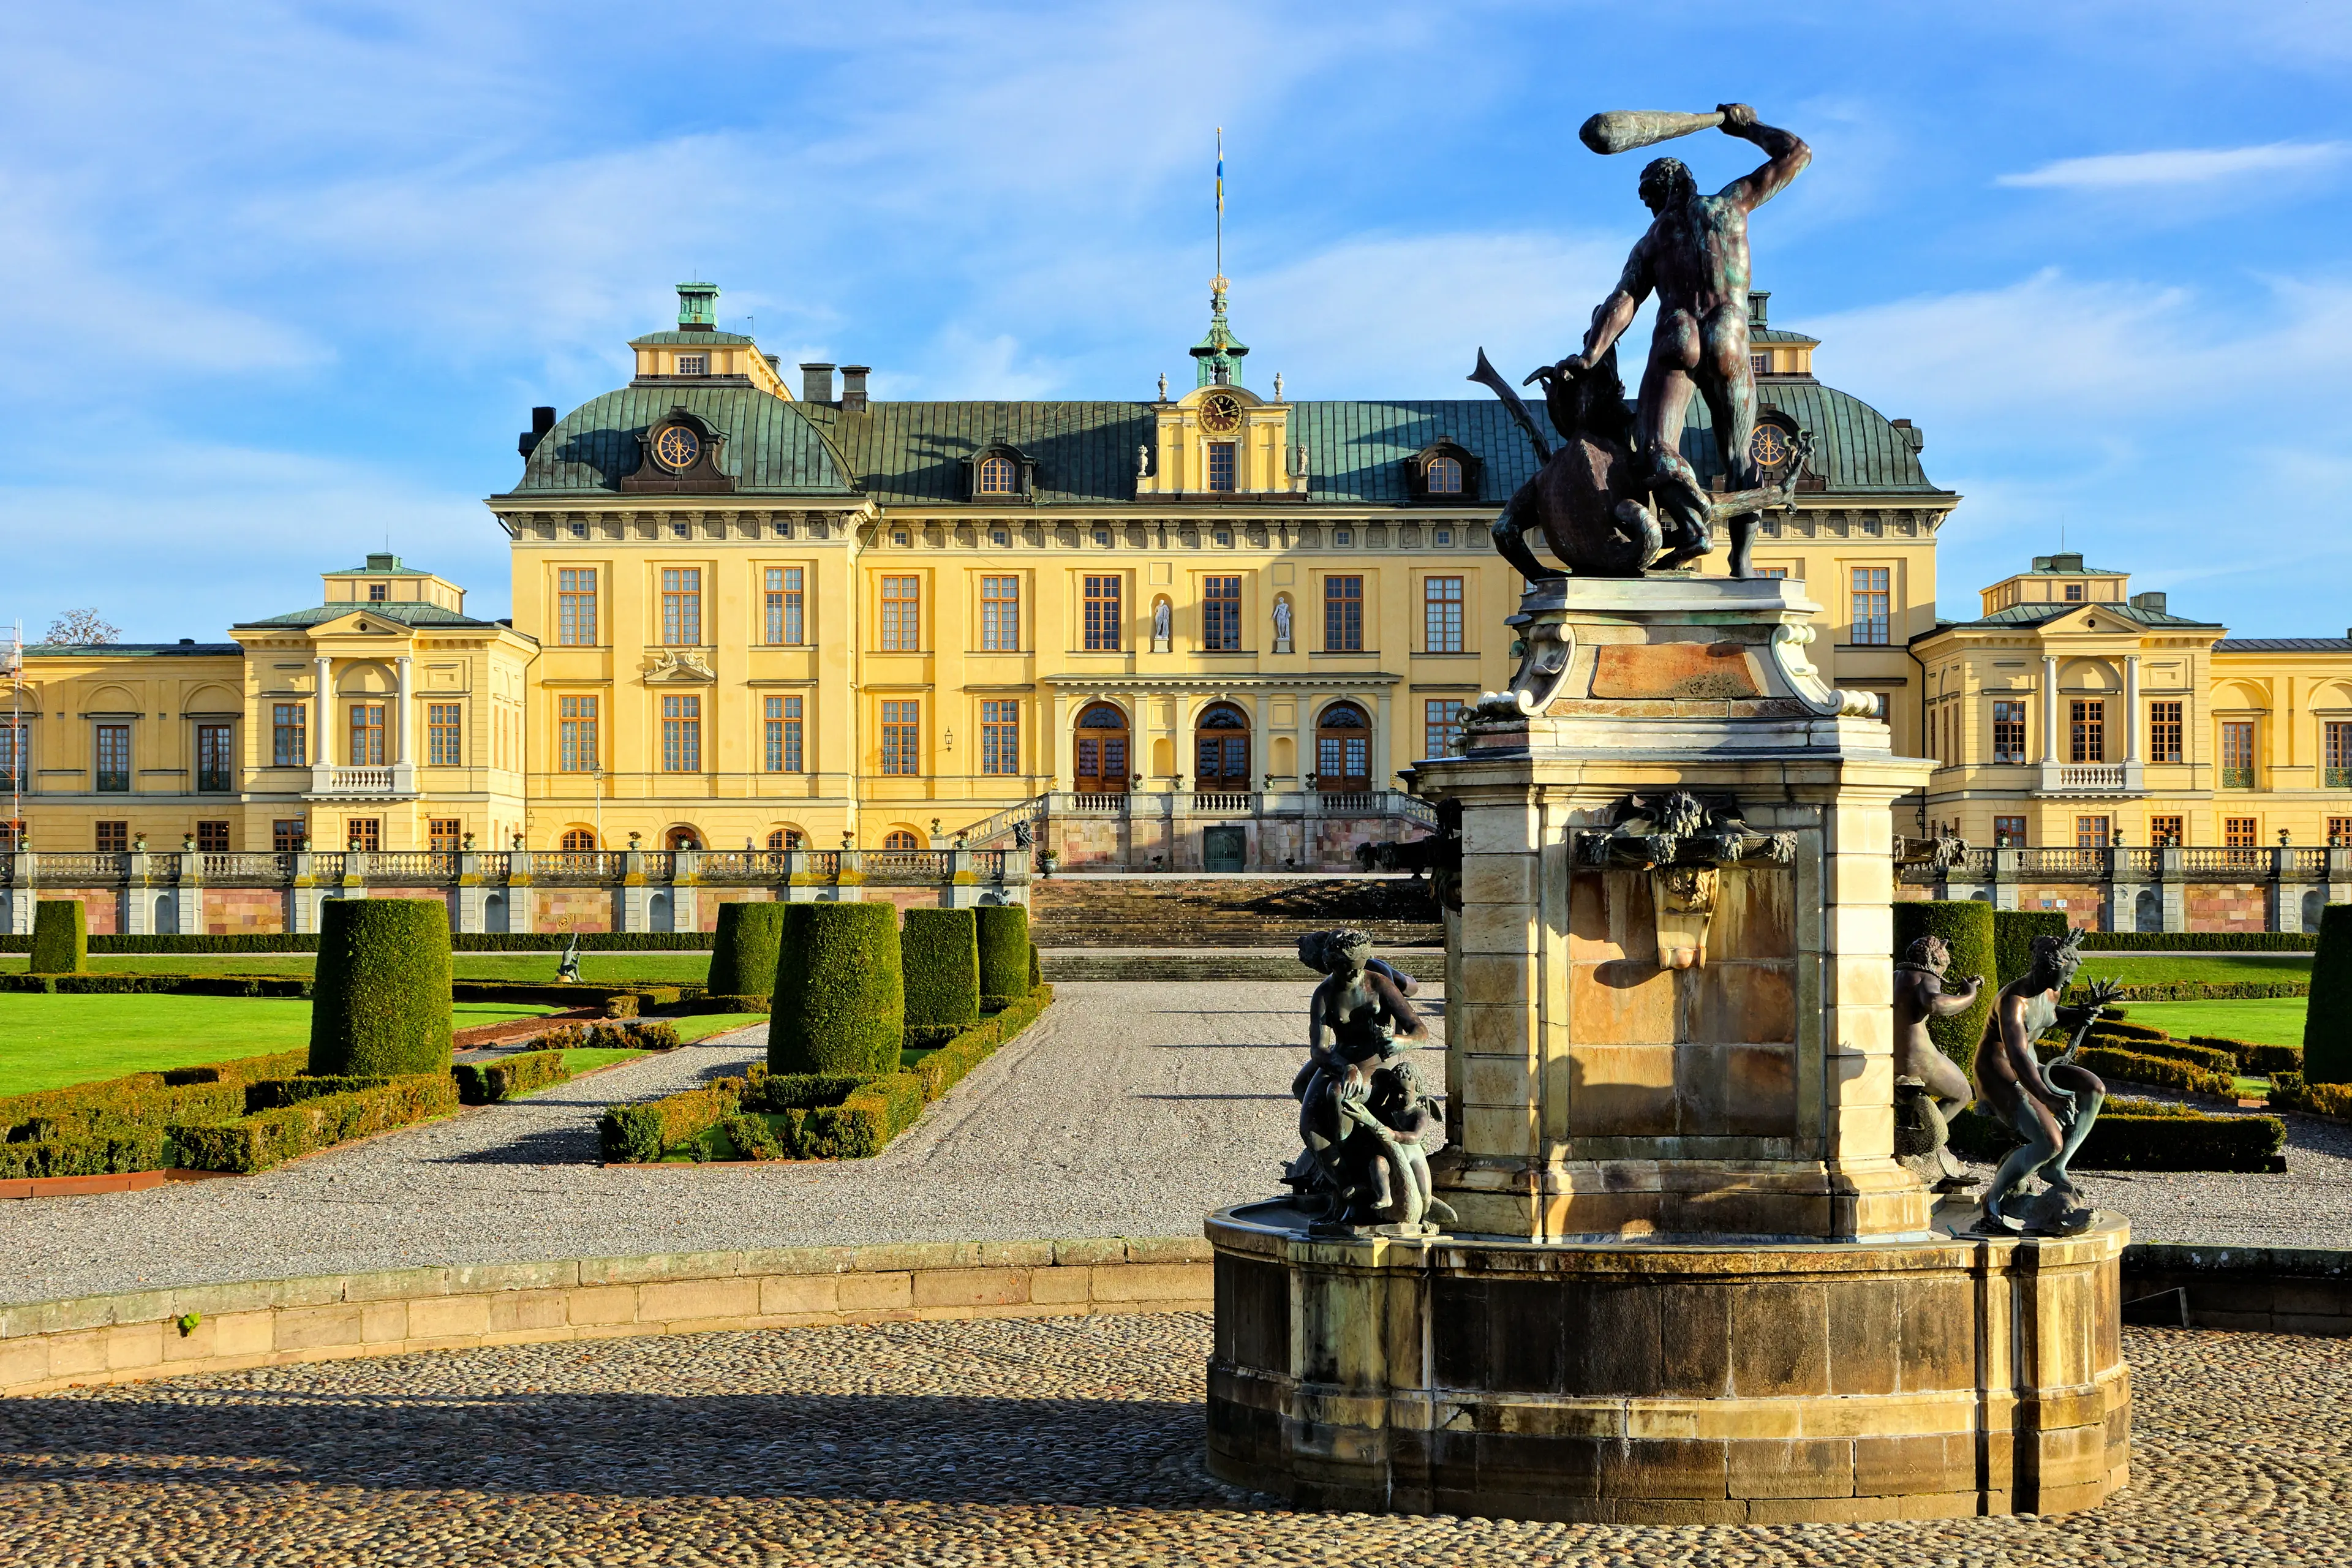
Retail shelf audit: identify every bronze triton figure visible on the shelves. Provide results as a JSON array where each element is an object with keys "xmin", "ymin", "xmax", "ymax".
[
  {"xmin": 1548, "ymin": 103, "xmax": 1809, "ymax": 579},
  {"xmin": 1973, "ymin": 929, "xmax": 2121, "ymax": 1236}
]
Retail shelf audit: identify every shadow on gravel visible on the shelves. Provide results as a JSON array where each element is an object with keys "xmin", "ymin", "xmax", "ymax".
[{"xmin": 0, "ymin": 1390, "xmax": 1246, "ymax": 1509}]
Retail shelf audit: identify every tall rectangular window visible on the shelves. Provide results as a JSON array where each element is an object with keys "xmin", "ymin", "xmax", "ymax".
[
  {"xmin": 0, "ymin": 722, "xmax": 23, "ymax": 790},
  {"xmin": 1992, "ymin": 815, "xmax": 2028, "ymax": 847},
  {"xmin": 2325, "ymin": 721, "xmax": 2352, "ymax": 787},
  {"xmin": 1084, "ymin": 575, "xmax": 1121, "ymax": 650},
  {"xmin": 272, "ymin": 703, "xmax": 306, "ymax": 767},
  {"xmin": 1992, "ymin": 699, "xmax": 2026, "ymax": 763},
  {"xmin": 96, "ymin": 821, "xmax": 128, "ymax": 851},
  {"xmin": 426, "ymin": 704, "xmax": 461, "ymax": 767},
  {"xmin": 1425, "ymin": 698, "xmax": 1466, "ymax": 759},
  {"xmin": 1206, "ymin": 442, "xmax": 1236, "ymax": 492},
  {"xmin": 2222, "ymin": 720, "xmax": 2255, "ymax": 788},
  {"xmin": 980, "ymin": 575, "xmax": 1021, "ymax": 651},
  {"xmin": 981, "ymin": 699, "xmax": 1020, "ymax": 775},
  {"xmin": 196, "ymin": 724, "xmax": 233, "ymax": 792},
  {"xmin": 1202, "ymin": 576, "xmax": 1242, "ymax": 650},
  {"xmin": 662, "ymin": 695, "xmax": 701, "ymax": 772},
  {"xmin": 557, "ymin": 567, "xmax": 598, "ymax": 646},
  {"xmin": 1324, "ymin": 575, "xmax": 1363, "ymax": 652},
  {"xmin": 2069, "ymin": 699, "xmax": 2105, "ymax": 764},
  {"xmin": 559, "ymin": 695, "xmax": 598, "ymax": 772},
  {"xmin": 1424, "ymin": 576, "xmax": 1463, "ymax": 653},
  {"xmin": 345, "ymin": 818, "xmax": 380, "ymax": 853},
  {"xmin": 881, "ymin": 575, "xmax": 921, "ymax": 651},
  {"xmin": 2149, "ymin": 699, "xmax": 2184, "ymax": 764},
  {"xmin": 764, "ymin": 695, "xmax": 803, "ymax": 773},
  {"xmin": 348, "ymin": 704, "xmax": 385, "ymax": 767},
  {"xmin": 764, "ymin": 567, "xmax": 804, "ymax": 645},
  {"xmin": 2148, "ymin": 814, "xmax": 2184, "ymax": 846},
  {"xmin": 2225, "ymin": 815, "xmax": 2259, "ymax": 848},
  {"xmin": 273, "ymin": 820, "xmax": 304, "ymax": 853},
  {"xmin": 96, "ymin": 723, "xmax": 131, "ymax": 791},
  {"xmin": 1849, "ymin": 567, "xmax": 1890, "ymax": 645},
  {"xmin": 2075, "ymin": 815, "xmax": 2111, "ymax": 849},
  {"xmin": 881, "ymin": 700, "xmax": 919, "ymax": 775},
  {"xmin": 2329, "ymin": 816, "xmax": 2352, "ymax": 846},
  {"xmin": 428, "ymin": 818, "xmax": 461, "ymax": 851},
  {"xmin": 661, "ymin": 567, "xmax": 702, "ymax": 646}
]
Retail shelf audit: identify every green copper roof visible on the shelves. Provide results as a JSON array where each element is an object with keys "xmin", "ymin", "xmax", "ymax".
[
  {"xmin": 1948, "ymin": 602, "xmax": 2223, "ymax": 631},
  {"xmin": 1191, "ymin": 279, "xmax": 1250, "ymax": 388},
  {"xmin": 629, "ymin": 330, "xmax": 757, "ymax": 347},
  {"xmin": 232, "ymin": 603, "xmax": 509, "ymax": 630},
  {"xmin": 24, "ymin": 642, "xmax": 239, "ymax": 657},
  {"xmin": 501, "ymin": 386, "xmax": 855, "ymax": 497},
  {"xmin": 324, "ymin": 556, "xmax": 435, "ymax": 576},
  {"xmin": 800, "ymin": 402, "xmax": 1155, "ymax": 505}
]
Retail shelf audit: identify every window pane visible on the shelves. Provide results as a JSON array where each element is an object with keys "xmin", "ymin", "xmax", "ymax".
[
  {"xmin": 1324, "ymin": 575, "xmax": 1363, "ymax": 652},
  {"xmin": 2150, "ymin": 700, "xmax": 2183, "ymax": 764},
  {"xmin": 428, "ymin": 703, "xmax": 461, "ymax": 768},
  {"xmin": 96, "ymin": 725, "xmax": 130, "ymax": 791},
  {"xmin": 981, "ymin": 575, "xmax": 1020, "ymax": 651},
  {"xmin": 558, "ymin": 567, "xmax": 598, "ymax": 646},
  {"xmin": 881, "ymin": 699, "xmax": 919, "ymax": 775},
  {"xmin": 1425, "ymin": 698, "xmax": 1465, "ymax": 758},
  {"xmin": 273, "ymin": 704, "xmax": 307, "ymax": 767},
  {"xmin": 661, "ymin": 567, "xmax": 702, "ymax": 646},
  {"xmin": 1992, "ymin": 700, "xmax": 2026, "ymax": 764},
  {"xmin": 1423, "ymin": 576, "xmax": 1463, "ymax": 653},
  {"xmin": 197, "ymin": 725, "xmax": 233, "ymax": 792},
  {"xmin": 1084, "ymin": 575, "xmax": 1121, "ymax": 651},
  {"xmin": 1849, "ymin": 567, "xmax": 1890, "ymax": 646},
  {"xmin": 2222, "ymin": 720, "xmax": 2255, "ymax": 786},
  {"xmin": 2075, "ymin": 815, "xmax": 2110, "ymax": 849},
  {"xmin": 981, "ymin": 698, "xmax": 1020, "ymax": 775},
  {"xmin": 348, "ymin": 705, "xmax": 385, "ymax": 767},
  {"xmin": 662, "ymin": 694, "xmax": 700, "ymax": 772},
  {"xmin": 882, "ymin": 575, "xmax": 921, "ymax": 652},
  {"xmin": 2070, "ymin": 700, "xmax": 2105, "ymax": 764},
  {"xmin": 2149, "ymin": 815, "xmax": 2183, "ymax": 846},
  {"xmin": 0, "ymin": 722, "xmax": 23, "ymax": 790},
  {"xmin": 1207, "ymin": 442, "xmax": 1235, "ymax": 492},
  {"xmin": 1203, "ymin": 576, "xmax": 1242, "ymax": 650},
  {"xmin": 559, "ymin": 695, "xmax": 598, "ymax": 773},
  {"xmin": 1993, "ymin": 815, "xmax": 2027, "ymax": 847}
]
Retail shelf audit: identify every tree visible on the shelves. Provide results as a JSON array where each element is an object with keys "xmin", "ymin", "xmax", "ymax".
[{"xmin": 44, "ymin": 608, "xmax": 120, "ymax": 645}]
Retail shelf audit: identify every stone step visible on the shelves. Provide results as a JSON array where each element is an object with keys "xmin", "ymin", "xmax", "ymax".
[{"xmin": 1039, "ymin": 950, "xmax": 1445, "ymax": 983}]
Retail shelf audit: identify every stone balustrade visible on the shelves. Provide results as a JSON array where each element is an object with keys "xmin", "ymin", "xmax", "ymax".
[{"xmin": 1899, "ymin": 843, "xmax": 2352, "ymax": 933}]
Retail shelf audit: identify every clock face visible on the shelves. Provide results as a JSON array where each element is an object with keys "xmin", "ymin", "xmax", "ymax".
[
  {"xmin": 1749, "ymin": 424, "xmax": 1792, "ymax": 470},
  {"xmin": 654, "ymin": 424, "xmax": 701, "ymax": 471},
  {"xmin": 1199, "ymin": 393, "xmax": 1243, "ymax": 434}
]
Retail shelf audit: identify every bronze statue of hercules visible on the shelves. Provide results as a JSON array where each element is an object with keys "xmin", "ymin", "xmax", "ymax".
[{"xmin": 1548, "ymin": 104, "xmax": 1810, "ymax": 578}]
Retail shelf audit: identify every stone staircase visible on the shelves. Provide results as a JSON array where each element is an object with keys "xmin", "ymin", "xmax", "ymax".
[{"xmin": 1030, "ymin": 876, "xmax": 1444, "ymax": 951}]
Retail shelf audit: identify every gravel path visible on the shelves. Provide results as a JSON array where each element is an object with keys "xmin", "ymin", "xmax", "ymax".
[
  {"xmin": 0, "ymin": 982, "xmax": 1363, "ymax": 1305},
  {"xmin": 1, "ymin": 1317, "xmax": 2341, "ymax": 1562}
]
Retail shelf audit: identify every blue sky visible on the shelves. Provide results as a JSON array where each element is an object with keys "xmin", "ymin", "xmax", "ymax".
[{"xmin": 5, "ymin": 1, "xmax": 2349, "ymax": 641}]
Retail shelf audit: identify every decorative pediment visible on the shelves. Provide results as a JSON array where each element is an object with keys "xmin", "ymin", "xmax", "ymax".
[{"xmin": 645, "ymin": 649, "xmax": 717, "ymax": 683}]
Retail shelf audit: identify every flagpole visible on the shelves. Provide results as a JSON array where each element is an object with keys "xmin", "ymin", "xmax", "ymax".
[{"xmin": 1215, "ymin": 127, "xmax": 1224, "ymax": 280}]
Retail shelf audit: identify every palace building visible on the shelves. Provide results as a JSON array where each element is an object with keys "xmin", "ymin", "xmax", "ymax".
[{"xmin": 24, "ymin": 276, "xmax": 2331, "ymax": 889}]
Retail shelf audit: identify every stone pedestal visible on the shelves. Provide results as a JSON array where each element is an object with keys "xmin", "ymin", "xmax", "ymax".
[{"xmin": 1208, "ymin": 578, "xmax": 2128, "ymax": 1521}]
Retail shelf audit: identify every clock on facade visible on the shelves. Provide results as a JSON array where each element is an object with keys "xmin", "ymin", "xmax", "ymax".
[
  {"xmin": 1199, "ymin": 393, "xmax": 1243, "ymax": 434},
  {"xmin": 654, "ymin": 424, "xmax": 701, "ymax": 470},
  {"xmin": 1749, "ymin": 424, "xmax": 1792, "ymax": 472}
]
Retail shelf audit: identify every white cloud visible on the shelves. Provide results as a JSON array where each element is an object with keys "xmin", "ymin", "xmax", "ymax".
[{"xmin": 1996, "ymin": 141, "xmax": 2346, "ymax": 189}]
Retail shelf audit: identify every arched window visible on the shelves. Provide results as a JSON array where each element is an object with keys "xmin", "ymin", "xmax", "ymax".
[
  {"xmin": 1426, "ymin": 454, "xmax": 1463, "ymax": 495},
  {"xmin": 883, "ymin": 829, "xmax": 921, "ymax": 851},
  {"xmin": 560, "ymin": 828, "xmax": 597, "ymax": 851},
  {"xmin": 1074, "ymin": 702, "xmax": 1130, "ymax": 794},
  {"xmin": 1316, "ymin": 703, "xmax": 1371, "ymax": 792},
  {"xmin": 976, "ymin": 454, "xmax": 1017, "ymax": 495},
  {"xmin": 1194, "ymin": 702, "xmax": 1251, "ymax": 790},
  {"xmin": 665, "ymin": 827, "xmax": 701, "ymax": 851},
  {"xmin": 767, "ymin": 828, "xmax": 804, "ymax": 851}
]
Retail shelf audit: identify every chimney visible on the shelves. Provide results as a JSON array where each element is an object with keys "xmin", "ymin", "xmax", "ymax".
[
  {"xmin": 366, "ymin": 552, "xmax": 399, "ymax": 570},
  {"xmin": 518, "ymin": 405, "xmax": 556, "ymax": 457},
  {"xmin": 1748, "ymin": 290, "xmax": 1770, "ymax": 328},
  {"xmin": 800, "ymin": 362, "xmax": 836, "ymax": 403},
  {"xmin": 764, "ymin": 353, "xmax": 782, "ymax": 377},
  {"xmin": 179, "ymin": 637, "xmax": 194, "ymax": 646},
  {"xmin": 2131, "ymin": 590, "xmax": 2167, "ymax": 615},
  {"xmin": 840, "ymin": 365, "xmax": 871, "ymax": 413},
  {"xmin": 2052, "ymin": 552, "xmax": 2085, "ymax": 573}
]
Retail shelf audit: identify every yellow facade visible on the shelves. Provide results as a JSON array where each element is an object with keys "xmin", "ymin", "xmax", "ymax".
[{"xmin": 1916, "ymin": 554, "xmax": 2352, "ymax": 847}]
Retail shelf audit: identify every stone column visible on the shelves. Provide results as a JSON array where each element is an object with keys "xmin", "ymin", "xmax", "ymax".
[
  {"xmin": 393, "ymin": 657, "xmax": 412, "ymax": 766},
  {"xmin": 2040, "ymin": 654, "xmax": 2060, "ymax": 791},
  {"xmin": 312, "ymin": 654, "xmax": 333, "ymax": 788}
]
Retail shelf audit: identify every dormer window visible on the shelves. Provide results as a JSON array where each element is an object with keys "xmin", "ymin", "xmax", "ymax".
[
  {"xmin": 368, "ymin": 583, "xmax": 388, "ymax": 602},
  {"xmin": 976, "ymin": 456, "xmax": 1017, "ymax": 495},
  {"xmin": 2065, "ymin": 584, "xmax": 2086, "ymax": 602},
  {"xmin": 963, "ymin": 443, "xmax": 1035, "ymax": 502},
  {"xmin": 1426, "ymin": 456, "xmax": 1463, "ymax": 495},
  {"xmin": 676, "ymin": 353, "xmax": 707, "ymax": 376},
  {"xmin": 1403, "ymin": 441, "xmax": 1480, "ymax": 503}
]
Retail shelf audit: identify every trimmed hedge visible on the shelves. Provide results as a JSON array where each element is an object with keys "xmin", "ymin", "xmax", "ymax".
[
  {"xmin": 771, "ymin": 902, "xmax": 903, "ymax": 1077},
  {"xmin": 977, "ymin": 905, "xmax": 1032, "ymax": 1009},
  {"xmin": 2271, "ymin": 1072, "xmax": 2352, "ymax": 1119},
  {"xmin": 1893, "ymin": 900, "xmax": 1997, "ymax": 1075},
  {"xmin": 2078, "ymin": 930, "xmax": 2318, "ymax": 952},
  {"xmin": 309, "ymin": 899, "xmax": 453, "ymax": 1077},
  {"xmin": 453, "ymin": 1049, "xmax": 572, "ymax": 1105},
  {"xmin": 1951, "ymin": 1098, "xmax": 2285, "ymax": 1172},
  {"xmin": 172, "ymin": 1072, "xmax": 459, "ymax": 1174},
  {"xmin": 2067, "ymin": 979, "xmax": 2309, "ymax": 1004},
  {"xmin": 902, "ymin": 908, "xmax": 981, "ymax": 1046},
  {"xmin": 682, "ymin": 993, "xmax": 770, "ymax": 1015},
  {"xmin": 706, "ymin": 902, "xmax": 788, "ymax": 1001},
  {"xmin": 2191, "ymin": 1035, "xmax": 2303, "ymax": 1076},
  {"xmin": 721, "ymin": 1113, "xmax": 789, "ymax": 1160},
  {"xmin": 0, "ymin": 973, "xmax": 310, "ymax": 997},
  {"xmin": 597, "ymin": 1077, "xmax": 749, "ymax": 1163},
  {"xmin": 450, "ymin": 979, "xmax": 686, "ymax": 1013},
  {"xmin": 1993, "ymin": 910, "xmax": 2070, "ymax": 988},
  {"xmin": 0, "ymin": 932, "xmax": 721, "ymax": 956},
  {"xmin": 1029, "ymin": 941, "xmax": 1042, "ymax": 991},
  {"xmin": 29, "ymin": 900, "xmax": 87, "ymax": 974},
  {"xmin": 2089, "ymin": 1033, "xmax": 2236, "ymax": 1076},
  {"xmin": 2067, "ymin": 1045, "xmax": 2235, "ymax": 1099},
  {"xmin": 2308, "ymin": 903, "xmax": 2352, "ymax": 1085},
  {"xmin": 531, "ymin": 1018, "xmax": 679, "ymax": 1055}
]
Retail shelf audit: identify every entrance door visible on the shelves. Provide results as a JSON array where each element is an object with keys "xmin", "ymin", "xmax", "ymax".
[
  {"xmin": 1074, "ymin": 702, "xmax": 1130, "ymax": 793},
  {"xmin": 1194, "ymin": 703, "xmax": 1251, "ymax": 790},
  {"xmin": 1203, "ymin": 825, "xmax": 1247, "ymax": 872},
  {"xmin": 1314, "ymin": 702, "xmax": 1373, "ymax": 791}
]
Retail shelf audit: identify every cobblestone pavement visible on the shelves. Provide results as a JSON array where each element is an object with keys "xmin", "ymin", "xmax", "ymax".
[
  {"xmin": 0, "ymin": 982, "xmax": 1363, "ymax": 1305},
  {"xmin": 0, "ymin": 1316, "xmax": 2337, "ymax": 1565}
]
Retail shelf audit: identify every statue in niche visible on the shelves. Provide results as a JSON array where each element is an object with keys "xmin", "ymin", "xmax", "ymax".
[
  {"xmin": 1973, "ymin": 929, "xmax": 2122, "ymax": 1236},
  {"xmin": 1272, "ymin": 594, "xmax": 1294, "ymax": 654},
  {"xmin": 1151, "ymin": 597, "xmax": 1172, "ymax": 652},
  {"xmin": 1891, "ymin": 934, "xmax": 1982, "ymax": 1193},
  {"xmin": 1281, "ymin": 929, "xmax": 1454, "ymax": 1235},
  {"xmin": 1136, "ymin": 443, "xmax": 1152, "ymax": 479}
]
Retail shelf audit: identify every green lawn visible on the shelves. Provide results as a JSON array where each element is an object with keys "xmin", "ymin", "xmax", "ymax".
[
  {"xmin": 2084, "ymin": 954, "xmax": 2313, "ymax": 987},
  {"xmin": 2120, "ymin": 997, "xmax": 2310, "ymax": 1049},
  {"xmin": 0, "ymin": 998, "xmax": 554, "ymax": 1097},
  {"xmin": 674, "ymin": 1012, "xmax": 767, "ymax": 1044},
  {"xmin": 0, "ymin": 951, "xmax": 715, "ymax": 982}
]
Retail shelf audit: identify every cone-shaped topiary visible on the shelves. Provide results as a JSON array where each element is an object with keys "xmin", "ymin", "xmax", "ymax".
[
  {"xmin": 308, "ymin": 897, "xmax": 453, "ymax": 1076},
  {"xmin": 2305, "ymin": 903, "xmax": 2352, "ymax": 1084},
  {"xmin": 29, "ymin": 900, "xmax": 88, "ymax": 975},
  {"xmin": 902, "ymin": 908, "xmax": 980, "ymax": 1045},
  {"xmin": 706, "ymin": 900, "xmax": 788, "ymax": 1000},
  {"xmin": 1893, "ymin": 899, "xmax": 1998, "ymax": 1076},
  {"xmin": 1992, "ymin": 910, "xmax": 2069, "ymax": 989},
  {"xmin": 976, "ymin": 903, "xmax": 1031, "ymax": 1008},
  {"xmin": 771, "ymin": 901, "xmax": 903, "ymax": 1076}
]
